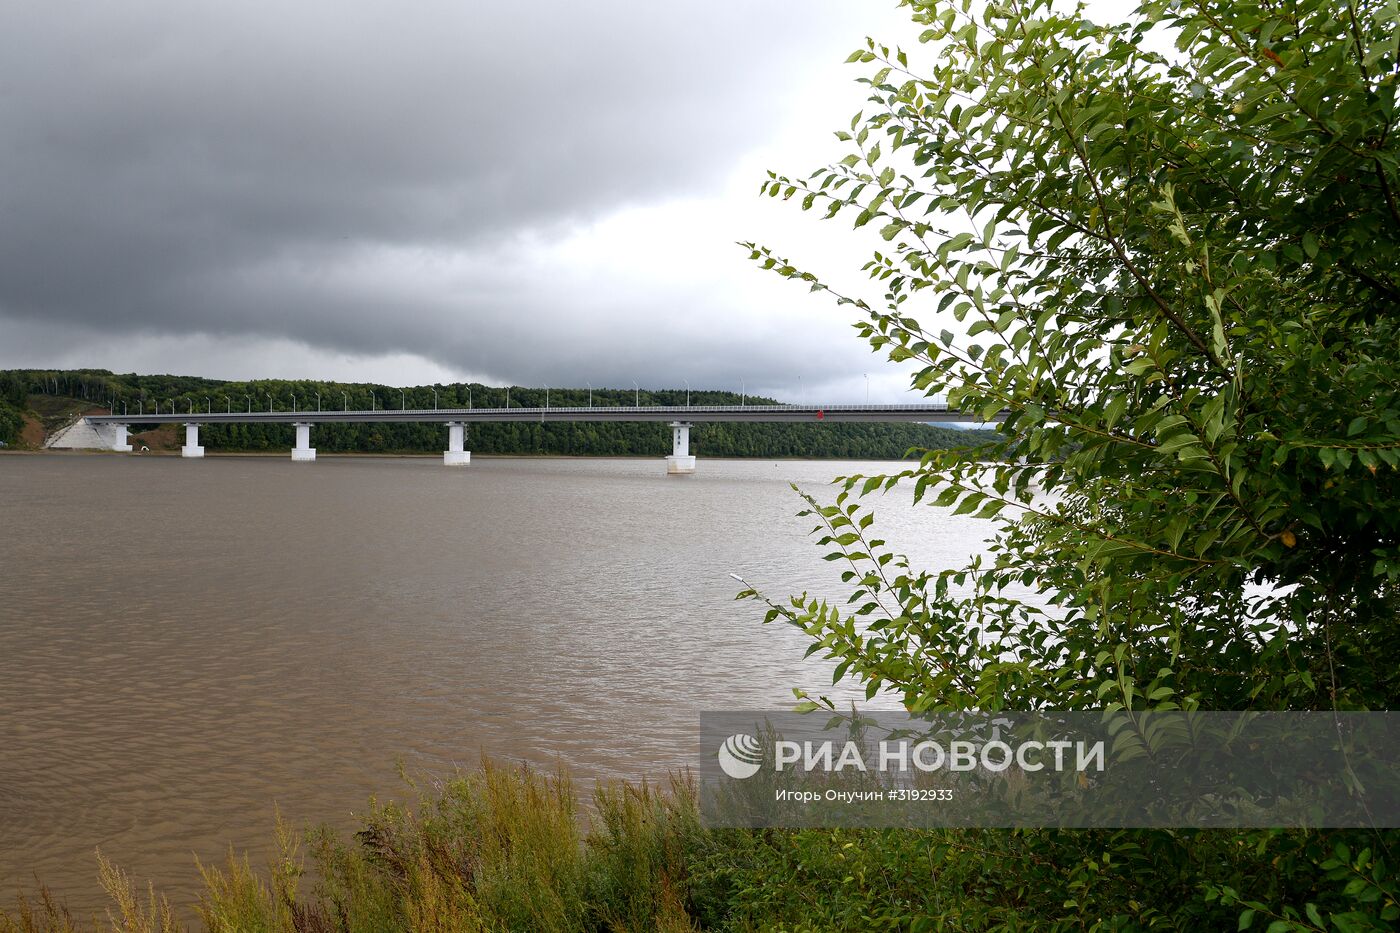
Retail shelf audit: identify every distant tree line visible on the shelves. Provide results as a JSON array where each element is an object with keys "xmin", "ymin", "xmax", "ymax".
[{"xmin": 0, "ymin": 369, "xmax": 997, "ymax": 457}]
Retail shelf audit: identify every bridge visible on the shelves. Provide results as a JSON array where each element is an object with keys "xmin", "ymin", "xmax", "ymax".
[{"xmin": 80, "ymin": 403, "xmax": 978, "ymax": 473}]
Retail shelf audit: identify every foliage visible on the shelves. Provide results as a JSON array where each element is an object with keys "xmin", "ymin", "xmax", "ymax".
[
  {"xmin": 0, "ymin": 405, "xmax": 22, "ymax": 446},
  {"xmin": 738, "ymin": 0, "xmax": 1400, "ymax": 927},
  {"xmin": 0, "ymin": 372, "xmax": 28, "ymax": 444},
  {"xmin": 209, "ymin": 764, "xmax": 703, "ymax": 933},
  {"xmin": 11, "ymin": 766, "xmax": 1394, "ymax": 932},
  {"xmin": 0, "ymin": 374, "xmax": 27, "ymax": 410}
]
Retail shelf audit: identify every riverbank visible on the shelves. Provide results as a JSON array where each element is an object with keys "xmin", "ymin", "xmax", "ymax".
[{"xmin": 1, "ymin": 759, "xmax": 1312, "ymax": 932}]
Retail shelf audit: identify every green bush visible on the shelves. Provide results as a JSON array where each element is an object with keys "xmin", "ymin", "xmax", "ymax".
[
  {"xmin": 738, "ymin": 0, "xmax": 1400, "ymax": 928},
  {"xmin": 0, "ymin": 404, "xmax": 23, "ymax": 445}
]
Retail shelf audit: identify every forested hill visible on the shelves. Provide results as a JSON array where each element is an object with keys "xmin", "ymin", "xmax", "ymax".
[{"xmin": 0, "ymin": 369, "xmax": 998, "ymax": 458}]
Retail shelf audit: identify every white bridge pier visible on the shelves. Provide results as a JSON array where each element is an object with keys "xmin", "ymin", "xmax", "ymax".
[
  {"xmin": 292, "ymin": 422, "xmax": 316, "ymax": 462},
  {"xmin": 444, "ymin": 422, "xmax": 470, "ymax": 465},
  {"xmin": 666, "ymin": 421, "xmax": 696, "ymax": 474},
  {"xmin": 181, "ymin": 423, "xmax": 204, "ymax": 458}
]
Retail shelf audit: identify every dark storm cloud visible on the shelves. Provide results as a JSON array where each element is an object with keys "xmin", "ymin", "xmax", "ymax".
[{"xmin": 0, "ymin": 0, "xmax": 897, "ymax": 391}]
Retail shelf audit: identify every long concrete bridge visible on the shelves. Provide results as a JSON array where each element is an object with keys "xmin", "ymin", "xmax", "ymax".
[{"xmin": 80, "ymin": 403, "xmax": 977, "ymax": 473}]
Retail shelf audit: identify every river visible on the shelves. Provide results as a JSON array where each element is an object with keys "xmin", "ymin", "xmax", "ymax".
[{"xmin": 0, "ymin": 453, "xmax": 998, "ymax": 915}]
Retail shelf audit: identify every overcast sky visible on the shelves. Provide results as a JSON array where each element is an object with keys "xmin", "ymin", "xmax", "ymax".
[{"xmin": 0, "ymin": 1, "xmax": 1122, "ymax": 403}]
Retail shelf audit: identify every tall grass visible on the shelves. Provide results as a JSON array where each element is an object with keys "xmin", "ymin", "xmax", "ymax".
[
  {"xmin": 2, "ymin": 853, "xmax": 179, "ymax": 933},
  {"xmin": 2, "ymin": 763, "xmax": 702, "ymax": 933},
  {"xmin": 10, "ymin": 761, "xmax": 1315, "ymax": 930}
]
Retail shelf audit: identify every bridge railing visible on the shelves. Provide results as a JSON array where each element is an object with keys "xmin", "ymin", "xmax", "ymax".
[
  {"xmin": 377, "ymin": 403, "xmax": 953, "ymax": 413},
  {"xmin": 83, "ymin": 401, "xmax": 960, "ymax": 422}
]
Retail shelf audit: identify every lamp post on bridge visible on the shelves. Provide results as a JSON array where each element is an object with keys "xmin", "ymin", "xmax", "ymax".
[
  {"xmin": 138, "ymin": 399, "xmax": 144, "ymax": 415},
  {"xmin": 545, "ymin": 386, "xmax": 550, "ymax": 409},
  {"xmin": 370, "ymin": 390, "xmax": 376, "ymax": 411},
  {"xmin": 291, "ymin": 393, "xmax": 297, "ymax": 413},
  {"xmin": 400, "ymin": 388, "xmax": 405, "ymax": 411},
  {"xmin": 468, "ymin": 385, "xmax": 472, "ymax": 409},
  {"xmin": 245, "ymin": 394, "xmax": 252, "ymax": 413},
  {"xmin": 316, "ymin": 392, "xmax": 321, "ymax": 412},
  {"xmin": 506, "ymin": 387, "xmax": 510, "ymax": 408},
  {"xmin": 204, "ymin": 397, "xmax": 210, "ymax": 414},
  {"xmin": 586, "ymin": 381, "xmax": 592, "ymax": 408},
  {"xmin": 632, "ymin": 380, "xmax": 638, "ymax": 408},
  {"xmin": 267, "ymin": 393, "xmax": 273, "ymax": 412},
  {"xmin": 342, "ymin": 392, "xmax": 349, "ymax": 411},
  {"xmin": 684, "ymin": 378, "xmax": 690, "ymax": 408},
  {"xmin": 432, "ymin": 387, "xmax": 438, "ymax": 410},
  {"xmin": 122, "ymin": 400, "xmax": 127, "ymax": 415},
  {"xmin": 741, "ymin": 379, "xmax": 746, "ymax": 407}
]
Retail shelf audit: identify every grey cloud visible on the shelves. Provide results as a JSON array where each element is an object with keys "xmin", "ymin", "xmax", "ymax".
[{"xmin": 0, "ymin": 0, "xmax": 900, "ymax": 391}]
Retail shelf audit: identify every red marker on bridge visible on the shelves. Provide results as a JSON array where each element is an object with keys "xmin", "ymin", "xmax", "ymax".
[{"xmin": 816, "ymin": 409, "xmax": 824, "ymax": 420}]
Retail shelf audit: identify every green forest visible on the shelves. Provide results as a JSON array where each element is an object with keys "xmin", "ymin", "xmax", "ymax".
[
  {"xmin": 0, "ymin": 372, "xmax": 26, "ymax": 444},
  {"xmin": 0, "ymin": 369, "xmax": 996, "ymax": 458}
]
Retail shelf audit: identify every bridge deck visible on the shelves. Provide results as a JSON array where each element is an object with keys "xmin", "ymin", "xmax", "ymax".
[{"xmin": 87, "ymin": 404, "xmax": 980, "ymax": 425}]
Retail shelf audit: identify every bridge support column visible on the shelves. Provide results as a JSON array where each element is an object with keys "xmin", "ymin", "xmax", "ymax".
[
  {"xmin": 292, "ymin": 422, "xmax": 316, "ymax": 462},
  {"xmin": 666, "ymin": 421, "xmax": 695, "ymax": 474},
  {"xmin": 444, "ymin": 422, "xmax": 470, "ymax": 465},
  {"xmin": 181, "ymin": 423, "xmax": 204, "ymax": 458},
  {"xmin": 111, "ymin": 424, "xmax": 133, "ymax": 452}
]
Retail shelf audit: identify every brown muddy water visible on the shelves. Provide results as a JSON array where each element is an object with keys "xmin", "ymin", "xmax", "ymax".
[{"xmin": 0, "ymin": 453, "xmax": 994, "ymax": 915}]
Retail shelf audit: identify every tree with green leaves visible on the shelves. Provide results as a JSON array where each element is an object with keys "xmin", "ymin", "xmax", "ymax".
[{"xmin": 742, "ymin": 0, "xmax": 1399, "ymax": 925}]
